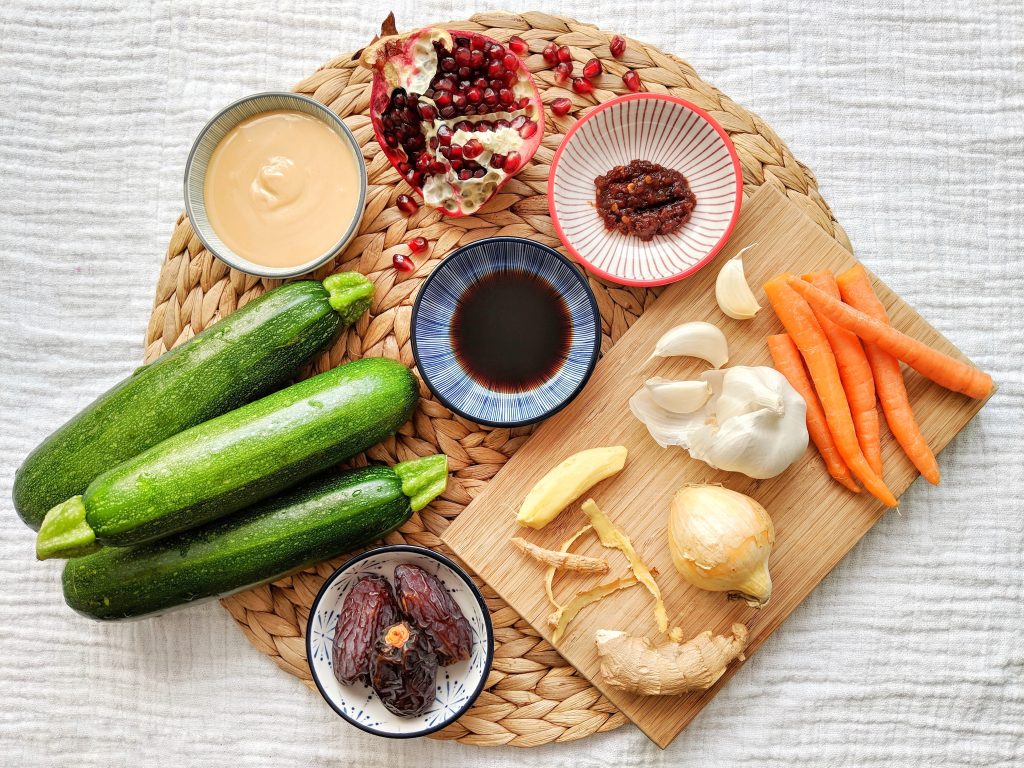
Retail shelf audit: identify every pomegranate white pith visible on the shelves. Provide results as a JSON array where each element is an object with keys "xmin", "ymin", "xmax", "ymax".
[{"xmin": 360, "ymin": 27, "xmax": 544, "ymax": 216}]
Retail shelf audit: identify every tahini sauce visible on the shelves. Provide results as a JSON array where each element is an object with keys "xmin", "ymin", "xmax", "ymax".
[{"xmin": 204, "ymin": 110, "xmax": 361, "ymax": 268}]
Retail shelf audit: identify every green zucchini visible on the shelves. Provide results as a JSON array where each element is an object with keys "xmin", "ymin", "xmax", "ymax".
[
  {"xmin": 62, "ymin": 455, "xmax": 448, "ymax": 620},
  {"xmin": 36, "ymin": 357, "xmax": 418, "ymax": 559},
  {"xmin": 14, "ymin": 272, "xmax": 375, "ymax": 530}
]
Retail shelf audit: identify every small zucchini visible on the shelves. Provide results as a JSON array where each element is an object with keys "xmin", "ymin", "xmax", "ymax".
[
  {"xmin": 14, "ymin": 272, "xmax": 374, "ymax": 529},
  {"xmin": 62, "ymin": 456, "xmax": 448, "ymax": 620},
  {"xmin": 37, "ymin": 357, "xmax": 418, "ymax": 559}
]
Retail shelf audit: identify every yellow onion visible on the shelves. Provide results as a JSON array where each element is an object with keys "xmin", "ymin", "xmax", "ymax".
[{"xmin": 667, "ymin": 484, "xmax": 774, "ymax": 608}]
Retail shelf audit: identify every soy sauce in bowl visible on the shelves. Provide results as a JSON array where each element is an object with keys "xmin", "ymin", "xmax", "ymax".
[
  {"xmin": 411, "ymin": 237, "xmax": 601, "ymax": 428},
  {"xmin": 450, "ymin": 270, "xmax": 571, "ymax": 393}
]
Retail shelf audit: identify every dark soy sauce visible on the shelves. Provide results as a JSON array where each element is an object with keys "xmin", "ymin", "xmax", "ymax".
[{"xmin": 450, "ymin": 269, "xmax": 572, "ymax": 393}]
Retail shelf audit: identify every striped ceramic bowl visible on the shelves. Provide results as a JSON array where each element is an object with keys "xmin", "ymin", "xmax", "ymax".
[
  {"xmin": 184, "ymin": 92, "xmax": 367, "ymax": 279},
  {"xmin": 411, "ymin": 237, "xmax": 600, "ymax": 427},
  {"xmin": 548, "ymin": 93, "xmax": 742, "ymax": 287}
]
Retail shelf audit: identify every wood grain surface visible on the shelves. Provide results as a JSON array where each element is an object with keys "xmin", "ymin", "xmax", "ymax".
[{"xmin": 442, "ymin": 184, "xmax": 992, "ymax": 748}]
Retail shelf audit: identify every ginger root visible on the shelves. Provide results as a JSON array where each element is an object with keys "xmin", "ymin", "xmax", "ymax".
[{"xmin": 595, "ymin": 623, "xmax": 749, "ymax": 696}]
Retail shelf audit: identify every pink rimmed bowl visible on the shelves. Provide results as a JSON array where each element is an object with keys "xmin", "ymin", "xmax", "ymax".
[{"xmin": 548, "ymin": 94, "xmax": 742, "ymax": 287}]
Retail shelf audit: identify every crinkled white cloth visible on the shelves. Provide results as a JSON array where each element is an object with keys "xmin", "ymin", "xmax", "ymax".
[{"xmin": 1, "ymin": 1, "xmax": 1021, "ymax": 765}]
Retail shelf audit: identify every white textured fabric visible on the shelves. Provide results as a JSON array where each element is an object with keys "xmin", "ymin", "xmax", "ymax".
[{"xmin": 1, "ymin": 1, "xmax": 1021, "ymax": 765}]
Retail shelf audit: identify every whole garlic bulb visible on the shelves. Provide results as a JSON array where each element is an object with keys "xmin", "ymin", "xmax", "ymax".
[
  {"xmin": 668, "ymin": 484, "xmax": 774, "ymax": 607},
  {"xmin": 629, "ymin": 366, "xmax": 809, "ymax": 479}
]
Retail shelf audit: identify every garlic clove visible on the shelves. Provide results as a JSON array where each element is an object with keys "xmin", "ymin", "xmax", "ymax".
[
  {"xmin": 715, "ymin": 245, "xmax": 761, "ymax": 320},
  {"xmin": 649, "ymin": 322, "xmax": 729, "ymax": 368},
  {"xmin": 644, "ymin": 378, "xmax": 712, "ymax": 414}
]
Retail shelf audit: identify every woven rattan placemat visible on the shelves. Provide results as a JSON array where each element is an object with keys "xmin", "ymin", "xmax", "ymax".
[{"xmin": 144, "ymin": 11, "xmax": 851, "ymax": 746}]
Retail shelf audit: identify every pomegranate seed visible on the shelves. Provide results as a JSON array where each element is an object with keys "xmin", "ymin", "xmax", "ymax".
[
  {"xmin": 610, "ymin": 35, "xmax": 626, "ymax": 58},
  {"xmin": 456, "ymin": 120, "xmax": 473, "ymax": 132},
  {"xmin": 428, "ymin": 136, "xmax": 439, "ymax": 150},
  {"xmin": 429, "ymin": 160, "xmax": 447, "ymax": 175},
  {"xmin": 450, "ymin": 145, "xmax": 463, "ymax": 158},
  {"xmin": 384, "ymin": 133, "xmax": 399, "ymax": 148},
  {"xmin": 435, "ymin": 92, "xmax": 452, "ymax": 107},
  {"xmin": 508, "ymin": 35, "xmax": 528, "ymax": 55},
  {"xmin": 441, "ymin": 56, "xmax": 457, "ymax": 72},
  {"xmin": 519, "ymin": 120, "xmax": 538, "ymax": 139},
  {"xmin": 471, "ymin": 33, "xmax": 486, "ymax": 50},
  {"xmin": 457, "ymin": 65, "xmax": 471, "ymax": 79},
  {"xmin": 557, "ymin": 45, "xmax": 572, "ymax": 63},
  {"xmin": 495, "ymin": 118, "xmax": 511, "ymax": 129},
  {"xmin": 436, "ymin": 77, "xmax": 454, "ymax": 92},
  {"xmin": 550, "ymin": 97, "xmax": 572, "ymax": 116},
  {"xmin": 553, "ymin": 62, "xmax": 572, "ymax": 85},
  {"xmin": 408, "ymin": 236, "xmax": 428, "ymax": 254},
  {"xmin": 438, "ymin": 145, "xmax": 451, "ymax": 158},
  {"xmin": 474, "ymin": 168, "xmax": 486, "ymax": 178},
  {"xmin": 490, "ymin": 153, "xmax": 506, "ymax": 169},
  {"xmin": 451, "ymin": 92, "xmax": 467, "ymax": 109},
  {"xmin": 476, "ymin": 120, "xmax": 492, "ymax": 132},
  {"xmin": 542, "ymin": 42, "xmax": 559, "ymax": 65},
  {"xmin": 490, "ymin": 78, "xmax": 505, "ymax": 91},
  {"xmin": 623, "ymin": 70, "xmax": 641, "ymax": 92},
  {"xmin": 488, "ymin": 44, "xmax": 504, "ymax": 61},
  {"xmin": 474, "ymin": 76, "xmax": 488, "ymax": 89},
  {"xmin": 439, "ymin": 105, "xmax": 456, "ymax": 119},
  {"xmin": 499, "ymin": 88, "xmax": 515, "ymax": 105},
  {"xmin": 502, "ymin": 53, "xmax": 519, "ymax": 71},
  {"xmin": 455, "ymin": 48, "xmax": 471, "ymax": 67},
  {"xmin": 470, "ymin": 50, "xmax": 485, "ymax": 68},
  {"xmin": 415, "ymin": 153, "xmax": 431, "ymax": 171},
  {"xmin": 518, "ymin": 96, "xmax": 531, "ymax": 109},
  {"xmin": 583, "ymin": 58, "xmax": 602, "ymax": 79},
  {"xmin": 510, "ymin": 115, "xmax": 527, "ymax": 130},
  {"xmin": 418, "ymin": 103, "xmax": 437, "ymax": 120},
  {"xmin": 488, "ymin": 60, "xmax": 504, "ymax": 79},
  {"xmin": 458, "ymin": 169, "xmax": 472, "ymax": 181},
  {"xmin": 572, "ymin": 77, "xmax": 594, "ymax": 94},
  {"xmin": 392, "ymin": 253, "xmax": 414, "ymax": 272},
  {"xmin": 450, "ymin": 158, "xmax": 463, "ymax": 171},
  {"xmin": 437, "ymin": 125, "xmax": 453, "ymax": 144},
  {"xmin": 396, "ymin": 194, "xmax": 418, "ymax": 215},
  {"xmin": 483, "ymin": 88, "xmax": 498, "ymax": 105},
  {"xmin": 503, "ymin": 69, "xmax": 518, "ymax": 86},
  {"xmin": 503, "ymin": 152, "xmax": 522, "ymax": 173},
  {"xmin": 466, "ymin": 87, "xmax": 482, "ymax": 103},
  {"xmin": 463, "ymin": 138, "xmax": 484, "ymax": 159}
]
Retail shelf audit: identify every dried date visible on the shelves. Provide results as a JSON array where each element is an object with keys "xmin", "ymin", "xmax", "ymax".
[
  {"xmin": 394, "ymin": 564, "xmax": 473, "ymax": 665},
  {"xmin": 332, "ymin": 575, "xmax": 401, "ymax": 686},
  {"xmin": 370, "ymin": 621, "xmax": 438, "ymax": 716}
]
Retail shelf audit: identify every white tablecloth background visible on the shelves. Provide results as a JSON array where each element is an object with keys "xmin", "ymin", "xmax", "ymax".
[{"xmin": 1, "ymin": 1, "xmax": 1021, "ymax": 765}]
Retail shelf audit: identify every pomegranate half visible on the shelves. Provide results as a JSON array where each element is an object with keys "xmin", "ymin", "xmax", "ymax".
[{"xmin": 360, "ymin": 27, "xmax": 545, "ymax": 216}]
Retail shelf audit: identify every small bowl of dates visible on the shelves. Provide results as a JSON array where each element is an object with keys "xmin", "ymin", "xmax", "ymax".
[{"xmin": 306, "ymin": 545, "xmax": 493, "ymax": 738}]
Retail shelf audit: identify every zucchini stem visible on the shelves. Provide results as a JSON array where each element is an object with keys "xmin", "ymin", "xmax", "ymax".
[
  {"xmin": 36, "ymin": 496, "xmax": 102, "ymax": 560},
  {"xmin": 322, "ymin": 272, "xmax": 375, "ymax": 326},
  {"xmin": 394, "ymin": 454, "xmax": 449, "ymax": 512}
]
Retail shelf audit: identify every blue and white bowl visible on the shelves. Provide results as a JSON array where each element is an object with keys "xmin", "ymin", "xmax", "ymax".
[
  {"xmin": 411, "ymin": 237, "xmax": 601, "ymax": 427},
  {"xmin": 306, "ymin": 545, "xmax": 493, "ymax": 739}
]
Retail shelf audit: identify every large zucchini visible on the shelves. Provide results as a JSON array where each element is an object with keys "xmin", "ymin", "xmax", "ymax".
[
  {"xmin": 62, "ymin": 456, "xmax": 448, "ymax": 620},
  {"xmin": 37, "ymin": 357, "xmax": 418, "ymax": 559},
  {"xmin": 14, "ymin": 272, "xmax": 374, "ymax": 530}
]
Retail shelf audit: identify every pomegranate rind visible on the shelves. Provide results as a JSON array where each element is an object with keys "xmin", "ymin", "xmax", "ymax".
[{"xmin": 361, "ymin": 27, "xmax": 544, "ymax": 217}]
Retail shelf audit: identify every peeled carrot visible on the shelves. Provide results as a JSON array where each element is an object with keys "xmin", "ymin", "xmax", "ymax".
[
  {"xmin": 837, "ymin": 265, "xmax": 940, "ymax": 484},
  {"xmin": 767, "ymin": 333, "xmax": 861, "ymax": 493},
  {"xmin": 764, "ymin": 275, "xmax": 897, "ymax": 507},
  {"xmin": 785, "ymin": 276, "xmax": 993, "ymax": 399},
  {"xmin": 802, "ymin": 271, "xmax": 883, "ymax": 476}
]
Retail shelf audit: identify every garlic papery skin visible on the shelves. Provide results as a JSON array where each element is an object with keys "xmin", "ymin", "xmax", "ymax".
[
  {"xmin": 715, "ymin": 245, "xmax": 761, "ymax": 320},
  {"xmin": 668, "ymin": 484, "xmax": 774, "ymax": 608},
  {"xmin": 629, "ymin": 366, "xmax": 809, "ymax": 479},
  {"xmin": 644, "ymin": 378, "xmax": 712, "ymax": 414},
  {"xmin": 649, "ymin": 322, "xmax": 729, "ymax": 368}
]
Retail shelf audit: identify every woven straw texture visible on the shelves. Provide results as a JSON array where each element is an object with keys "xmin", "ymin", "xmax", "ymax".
[{"xmin": 143, "ymin": 11, "xmax": 851, "ymax": 747}]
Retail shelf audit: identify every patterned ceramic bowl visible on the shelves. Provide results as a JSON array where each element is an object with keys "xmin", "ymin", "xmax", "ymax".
[
  {"xmin": 411, "ymin": 236, "xmax": 601, "ymax": 427},
  {"xmin": 184, "ymin": 92, "xmax": 367, "ymax": 279},
  {"xmin": 548, "ymin": 93, "xmax": 742, "ymax": 287},
  {"xmin": 306, "ymin": 545, "xmax": 493, "ymax": 739}
]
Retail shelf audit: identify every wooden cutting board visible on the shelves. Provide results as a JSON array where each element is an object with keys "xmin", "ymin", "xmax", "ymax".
[{"xmin": 441, "ymin": 184, "xmax": 991, "ymax": 748}]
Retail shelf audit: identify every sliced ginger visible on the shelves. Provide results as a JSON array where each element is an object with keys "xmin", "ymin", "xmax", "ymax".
[
  {"xmin": 512, "ymin": 537, "xmax": 609, "ymax": 574},
  {"xmin": 548, "ymin": 575, "xmax": 640, "ymax": 644},
  {"xmin": 517, "ymin": 446, "xmax": 627, "ymax": 529},
  {"xmin": 595, "ymin": 623, "xmax": 749, "ymax": 696},
  {"xmin": 581, "ymin": 499, "xmax": 668, "ymax": 633},
  {"xmin": 543, "ymin": 524, "xmax": 595, "ymax": 608}
]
